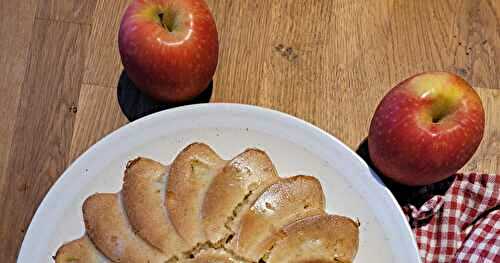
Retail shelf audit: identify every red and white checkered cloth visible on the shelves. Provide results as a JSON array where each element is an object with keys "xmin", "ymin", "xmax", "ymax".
[{"xmin": 401, "ymin": 173, "xmax": 500, "ymax": 262}]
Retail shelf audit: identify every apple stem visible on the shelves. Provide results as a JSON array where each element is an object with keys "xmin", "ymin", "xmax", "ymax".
[
  {"xmin": 432, "ymin": 114, "xmax": 445, "ymax": 123},
  {"xmin": 158, "ymin": 12, "xmax": 175, "ymax": 32}
]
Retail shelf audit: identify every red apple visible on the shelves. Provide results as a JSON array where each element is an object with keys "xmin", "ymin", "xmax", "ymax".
[
  {"xmin": 118, "ymin": 0, "xmax": 218, "ymax": 102},
  {"xmin": 368, "ymin": 72, "xmax": 485, "ymax": 186}
]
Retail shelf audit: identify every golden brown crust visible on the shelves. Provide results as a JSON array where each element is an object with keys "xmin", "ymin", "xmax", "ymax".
[
  {"xmin": 202, "ymin": 149, "xmax": 280, "ymax": 243},
  {"xmin": 83, "ymin": 193, "xmax": 167, "ymax": 262},
  {"xmin": 122, "ymin": 157, "xmax": 188, "ymax": 256},
  {"xmin": 266, "ymin": 214, "xmax": 359, "ymax": 263},
  {"xmin": 57, "ymin": 143, "xmax": 360, "ymax": 262},
  {"xmin": 295, "ymin": 261, "xmax": 344, "ymax": 263},
  {"xmin": 183, "ymin": 248, "xmax": 245, "ymax": 263},
  {"xmin": 54, "ymin": 236, "xmax": 108, "ymax": 263},
  {"xmin": 227, "ymin": 175, "xmax": 326, "ymax": 261},
  {"xmin": 166, "ymin": 143, "xmax": 226, "ymax": 246}
]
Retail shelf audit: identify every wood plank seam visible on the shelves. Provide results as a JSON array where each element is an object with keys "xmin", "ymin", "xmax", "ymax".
[
  {"xmin": 0, "ymin": 0, "xmax": 39, "ymax": 204},
  {"xmin": 81, "ymin": 81, "xmax": 120, "ymax": 89},
  {"xmin": 0, "ymin": 18, "xmax": 91, "ymax": 261},
  {"xmin": 68, "ymin": 83, "xmax": 128, "ymax": 163}
]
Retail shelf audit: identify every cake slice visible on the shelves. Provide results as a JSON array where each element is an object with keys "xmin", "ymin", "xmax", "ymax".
[
  {"xmin": 83, "ymin": 193, "xmax": 168, "ymax": 262},
  {"xmin": 227, "ymin": 175, "xmax": 326, "ymax": 261},
  {"xmin": 55, "ymin": 143, "xmax": 360, "ymax": 262},
  {"xmin": 54, "ymin": 236, "xmax": 109, "ymax": 263},
  {"xmin": 265, "ymin": 214, "xmax": 359, "ymax": 263},
  {"xmin": 122, "ymin": 157, "xmax": 188, "ymax": 257},
  {"xmin": 202, "ymin": 149, "xmax": 280, "ymax": 243},
  {"xmin": 166, "ymin": 143, "xmax": 226, "ymax": 246}
]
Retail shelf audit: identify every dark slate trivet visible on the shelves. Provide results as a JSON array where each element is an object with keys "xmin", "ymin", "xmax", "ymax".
[
  {"xmin": 356, "ymin": 138, "xmax": 455, "ymax": 208},
  {"xmin": 117, "ymin": 70, "xmax": 213, "ymax": 121}
]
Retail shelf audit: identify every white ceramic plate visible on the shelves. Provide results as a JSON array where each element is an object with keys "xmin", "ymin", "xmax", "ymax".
[{"xmin": 18, "ymin": 103, "xmax": 420, "ymax": 262}]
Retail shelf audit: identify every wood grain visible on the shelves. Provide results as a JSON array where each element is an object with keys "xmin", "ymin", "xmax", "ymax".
[
  {"xmin": 36, "ymin": 0, "xmax": 97, "ymax": 24},
  {"xmin": 69, "ymin": 84, "xmax": 128, "ymax": 162},
  {"xmin": 451, "ymin": 0, "xmax": 499, "ymax": 89},
  {"xmin": 0, "ymin": 0, "xmax": 498, "ymax": 260},
  {"xmin": 260, "ymin": 0, "xmax": 392, "ymax": 127},
  {"xmin": 83, "ymin": 0, "xmax": 131, "ymax": 88},
  {"xmin": 0, "ymin": 20, "xmax": 90, "ymax": 262},
  {"xmin": 386, "ymin": 0, "xmax": 499, "ymax": 88},
  {"xmin": 208, "ymin": 0, "xmax": 274, "ymax": 105},
  {"xmin": 0, "ymin": 0, "xmax": 38, "ymax": 207},
  {"xmin": 462, "ymin": 88, "xmax": 500, "ymax": 173}
]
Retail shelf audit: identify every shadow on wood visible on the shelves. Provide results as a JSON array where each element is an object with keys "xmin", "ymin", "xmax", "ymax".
[{"xmin": 117, "ymin": 70, "xmax": 213, "ymax": 121}]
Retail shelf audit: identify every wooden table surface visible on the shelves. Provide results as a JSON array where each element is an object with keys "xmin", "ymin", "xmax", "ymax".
[{"xmin": 0, "ymin": 0, "xmax": 498, "ymax": 261}]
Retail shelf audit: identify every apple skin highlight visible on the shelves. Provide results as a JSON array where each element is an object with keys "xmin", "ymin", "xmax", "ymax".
[
  {"xmin": 368, "ymin": 72, "xmax": 485, "ymax": 186},
  {"xmin": 119, "ymin": 0, "xmax": 219, "ymax": 102}
]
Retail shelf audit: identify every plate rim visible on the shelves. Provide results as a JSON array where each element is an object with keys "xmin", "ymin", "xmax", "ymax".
[{"xmin": 18, "ymin": 103, "xmax": 420, "ymax": 262}]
